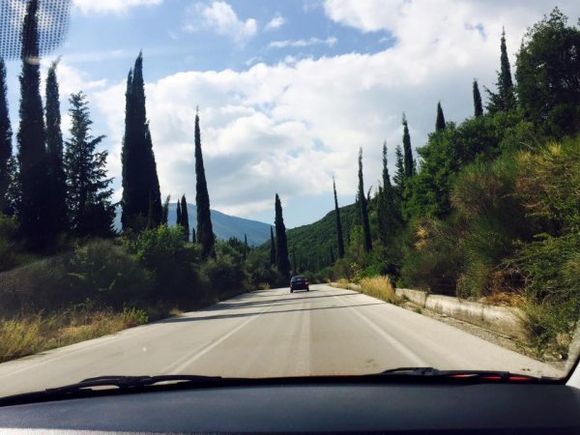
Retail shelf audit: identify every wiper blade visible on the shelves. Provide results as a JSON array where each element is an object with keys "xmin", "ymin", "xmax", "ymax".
[
  {"xmin": 376, "ymin": 367, "xmax": 542, "ymax": 381},
  {"xmin": 46, "ymin": 374, "xmax": 222, "ymax": 394},
  {"xmin": 0, "ymin": 374, "xmax": 223, "ymax": 406}
]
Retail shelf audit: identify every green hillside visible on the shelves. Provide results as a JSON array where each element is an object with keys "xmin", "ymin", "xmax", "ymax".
[{"xmin": 285, "ymin": 202, "xmax": 359, "ymax": 273}]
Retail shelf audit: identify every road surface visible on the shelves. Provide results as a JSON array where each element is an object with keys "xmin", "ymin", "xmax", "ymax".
[{"xmin": 0, "ymin": 284, "xmax": 561, "ymax": 397}]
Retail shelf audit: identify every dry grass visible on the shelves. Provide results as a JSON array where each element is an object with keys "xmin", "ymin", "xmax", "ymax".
[
  {"xmin": 480, "ymin": 292, "xmax": 525, "ymax": 307},
  {"xmin": 0, "ymin": 308, "xmax": 149, "ymax": 363},
  {"xmin": 358, "ymin": 276, "xmax": 400, "ymax": 305},
  {"xmin": 334, "ymin": 278, "xmax": 350, "ymax": 289}
]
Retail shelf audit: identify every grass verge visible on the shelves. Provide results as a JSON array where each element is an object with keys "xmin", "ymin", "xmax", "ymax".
[
  {"xmin": 0, "ymin": 307, "xmax": 150, "ymax": 363},
  {"xmin": 358, "ymin": 276, "xmax": 401, "ymax": 305}
]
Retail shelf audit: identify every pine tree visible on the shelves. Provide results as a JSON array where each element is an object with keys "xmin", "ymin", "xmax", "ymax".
[
  {"xmin": 402, "ymin": 114, "xmax": 414, "ymax": 178},
  {"xmin": 176, "ymin": 199, "xmax": 181, "ymax": 227},
  {"xmin": 64, "ymin": 92, "xmax": 114, "ymax": 237},
  {"xmin": 194, "ymin": 108, "xmax": 215, "ymax": 259},
  {"xmin": 161, "ymin": 194, "xmax": 170, "ymax": 225},
  {"xmin": 473, "ymin": 79, "xmax": 483, "ymax": 117},
  {"xmin": 486, "ymin": 28, "xmax": 516, "ymax": 113},
  {"xmin": 269, "ymin": 226, "xmax": 276, "ymax": 266},
  {"xmin": 17, "ymin": 0, "xmax": 50, "ymax": 249},
  {"xmin": 435, "ymin": 102, "xmax": 446, "ymax": 131},
  {"xmin": 0, "ymin": 58, "xmax": 13, "ymax": 215},
  {"xmin": 45, "ymin": 60, "xmax": 68, "ymax": 235},
  {"xmin": 332, "ymin": 177, "xmax": 344, "ymax": 259},
  {"xmin": 180, "ymin": 194, "xmax": 189, "ymax": 242},
  {"xmin": 121, "ymin": 52, "xmax": 162, "ymax": 232},
  {"xmin": 357, "ymin": 148, "xmax": 372, "ymax": 253},
  {"xmin": 274, "ymin": 194, "xmax": 291, "ymax": 278}
]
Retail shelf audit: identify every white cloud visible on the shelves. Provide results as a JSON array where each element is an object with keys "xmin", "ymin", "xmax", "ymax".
[
  {"xmin": 73, "ymin": 0, "xmax": 162, "ymax": 15},
  {"xmin": 87, "ymin": 0, "xmax": 580, "ymax": 221},
  {"xmin": 269, "ymin": 36, "xmax": 338, "ymax": 49},
  {"xmin": 265, "ymin": 15, "xmax": 285, "ymax": 31},
  {"xmin": 184, "ymin": 1, "xmax": 258, "ymax": 43}
]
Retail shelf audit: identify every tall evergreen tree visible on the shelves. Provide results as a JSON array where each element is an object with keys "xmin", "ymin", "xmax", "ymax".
[
  {"xmin": 194, "ymin": 108, "xmax": 215, "ymax": 259},
  {"xmin": 393, "ymin": 145, "xmax": 405, "ymax": 192},
  {"xmin": 17, "ymin": 0, "xmax": 50, "ymax": 249},
  {"xmin": 161, "ymin": 194, "xmax": 170, "ymax": 225},
  {"xmin": 45, "ymin": 60, "xmax": 68, "ymax": 234},
  {"xmin": 180, "ymin": 194, "xmax": 189, "ymax": 242},
  {"xmin": 332, "ymin": 177, "xmax": 344, "ymax": 259},
  {"xmin": 243, "ymin": 233, "xmax": 248, "ymax": 258},
  {"xmin": 472, "ymin": 79, "xmax": 483, "ymax": 117},
  {"xmin": 121, "ymin": 52, "xmax": 162, "ymax": 232},
  {"xmin": 357, "ymin": 148, "xmax": 372, "ymax": 253},
  {"xmin": 0, "ymin": 58, "xmax": 13, "ymax": 215},
  {"xmin": 191, "ymin": 227, "xmax": 196, "ymax": 243},
  {"xmin": 176, "ymin": 199, "xmax": 181, "ymax": 227},
  {"xmin": 435, "ymin": 102, "xmax": 446, "ymax": 131},
  {"xmin": 486, "ymin": 28, "xmax": 516, "ymax": 113},
  {"xmin": 269, "ymin": 226, "xmax": 276, "ymax": 266},
  {"xmin": 402, "ymin": 114, "xmax": 414, "ymax": 179},
  {"xmin": 64, "ymin": 92, "xmax": 114, "ymax": 237},
  {"xmin": 274, "ymin": 194, "xmax": 291, "ymax": 278}
]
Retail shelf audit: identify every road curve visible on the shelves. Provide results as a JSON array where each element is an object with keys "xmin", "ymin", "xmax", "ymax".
[{"xmin": 0, "ymin": 284, "xmax": 561, "ymax": 397}]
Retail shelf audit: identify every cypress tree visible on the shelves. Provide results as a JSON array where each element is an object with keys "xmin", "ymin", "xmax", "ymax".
[
  {"xmin": 393, "ymin": 145, "xmax": 405, "ymax": 190},
  {"xmin": 274, "ymin": 194, "xmax": 290, "ymax": 278},
  {"xmin": 161, "ymin": 194, "xmax": 170, "ymax": 225},
  {"xmin": 64, "ymin": 92, "xmax": 114, "ymax": 237},
  {"xmin": 435, "ymin": 102, "xmax": 446, "ymax": 131},
  {"xmin": 487, "ymin": 28, "xmax": 516, "ymax": 113},
  {"xmin": 176, "ymin": 199, "xmax": 181, "ymax": 227},
  {"xmin": 194, "ymin": 108, "xmax": 215, "ymax": 259},
  {"xmin": 180, "ymin": 194, "xmax": 189, "ymax": 242},
  {"xmin": 473, "ymin": 79, "xmax": 483, "ymax": 117},
  {"xmin": 191, "ymin": 228, "xmax": 196, "ymax": 243},
  {"xmin": 121, "ymin": 52, "xmax": 162, "ymax": 232},
  {"xmin": 0, "ymin": 58, "xmax": 13, "ymax": 215},
  {"xmin": 269, "ymin": 226, "xmax": 276, "ymax": 266},
  {"xmin": 402, "ymin": 114, "xmax": 414, "ymax": 179},
  {"xmin": 17, "ymin": 0, "xmax": 50, "ymax": 249},
  {"xmin": 332, "ymin": 177, "xmax": 344, "ymax": 259},
  {"xmin": 45, "ymin": 60, "xmax": 68, "ymax": 234},
  {"xmin": 357, "ymin": 148, "xmax": 372, "ymax": 253}
]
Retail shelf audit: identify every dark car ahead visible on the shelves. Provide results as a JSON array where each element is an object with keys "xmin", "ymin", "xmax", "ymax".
[{"xmin": 290, "ymin": 275, "xmax": 309, "ymax": 293}]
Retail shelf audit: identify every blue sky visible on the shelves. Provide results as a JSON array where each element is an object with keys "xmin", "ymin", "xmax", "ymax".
[{"xmin": 3, "ymin": 0, "xmax": 579, "ymax": 228}]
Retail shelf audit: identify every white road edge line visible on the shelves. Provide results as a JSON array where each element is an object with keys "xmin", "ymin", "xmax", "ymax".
[
  {"xmin": 330, "ymin": 291, "xmax": 428, "ymax": 367},
  {"xmin": 162, "ymin": 303, "xmax": 276, "ymax": 374}
]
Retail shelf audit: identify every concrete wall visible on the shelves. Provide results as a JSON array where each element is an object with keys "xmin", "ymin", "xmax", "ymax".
[{"xmin": 396, "ymin": 288, "xmax": 525, "ymax": 340}]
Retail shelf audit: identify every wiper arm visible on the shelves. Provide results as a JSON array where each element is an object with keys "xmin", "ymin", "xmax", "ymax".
[{"xmin": 376, "ymin": 367, "xmax": 542, "ymax": 381}]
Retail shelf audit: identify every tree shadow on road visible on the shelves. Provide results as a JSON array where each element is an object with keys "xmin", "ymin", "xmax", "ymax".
[{"xmin": 161, "ymin": 302, "xmax": 384, "ymax": 323}]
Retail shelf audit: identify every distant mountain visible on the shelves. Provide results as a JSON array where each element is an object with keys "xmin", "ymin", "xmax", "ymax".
[{"xmin": 114, "ymin": 204, "xmax": 271, "ymax": 246}]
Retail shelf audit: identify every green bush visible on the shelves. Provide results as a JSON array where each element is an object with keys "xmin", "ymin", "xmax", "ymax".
[
  {"xmin": 128, "ymin": 226, "xmax": 202, "ymax": 303},
  {"xmin": 200, "ymin": 254, "xmax": 247, "ymax": 299},
  {"xmin": 68, "ymin": 239, "xmax": 154, "ymax": 308},
  {"xmin": 399, "ymin": 217, "xmax": 462, "ymax": 295}
]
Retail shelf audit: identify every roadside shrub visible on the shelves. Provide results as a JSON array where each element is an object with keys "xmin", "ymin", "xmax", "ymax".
[
  {"xmin": 200, "ymin": 255, "xmax": 247, "ymax": 300},
  {"xmin": 69, "ymin": 239, "xmax": 154, "ymax": 308},
  {"xmin": 128, "ymin": 226, "xmax": 201, "ymax": 303},
  {"xmin": 0, "ymin": 214, "xmax": 20, "ymax": 272},
  {"xmin": 399, "ymin": 217, "xmax": 462, "ymax": 295},
  {"xmin": 359, "ymin": 276, "xmax": 399, "ymax": 304}
]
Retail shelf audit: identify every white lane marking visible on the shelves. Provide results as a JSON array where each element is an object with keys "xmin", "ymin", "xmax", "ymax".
[
  {"xmin": 162, "ymin": 303, "xmax": 275, "ymax": 374},
  {"xmin": 331, "ymin": 293, "xmax": 428, "ymax": 366}
]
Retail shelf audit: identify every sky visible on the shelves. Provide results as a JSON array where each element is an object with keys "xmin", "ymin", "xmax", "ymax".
[{"xmin": 2, "ymin": 0, "xmax": 580, "ymax": 228}]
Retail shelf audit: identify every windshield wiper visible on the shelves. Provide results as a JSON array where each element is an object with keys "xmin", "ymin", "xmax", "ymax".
[
  {"xmin": 0, "ymin": 374, "xmax": 224, "ymax": 406},
  {"xmin": 376, "ymin": 367, "xmax": 544, "ymax": 381}
]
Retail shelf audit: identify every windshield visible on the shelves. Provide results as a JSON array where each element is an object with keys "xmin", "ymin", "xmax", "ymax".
[{"xmin": 0, "ymin": 0, "xmax": 578, "ymax": 398}]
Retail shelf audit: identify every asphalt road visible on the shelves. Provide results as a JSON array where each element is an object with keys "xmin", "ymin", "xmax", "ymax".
[{"xmin": 0, "ymin": 284, "xmax": 562, "ymax": 397}]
